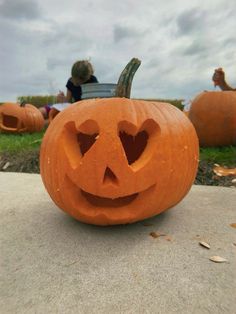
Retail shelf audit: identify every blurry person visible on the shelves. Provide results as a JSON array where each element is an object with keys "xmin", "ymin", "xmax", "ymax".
[
  {"xmin": 39, "ymin": 60, "xmax": 98, "ymax": 119},
  {"xmin": 212, "ymin": 68, "xmax": 236, "ymax": 91}
]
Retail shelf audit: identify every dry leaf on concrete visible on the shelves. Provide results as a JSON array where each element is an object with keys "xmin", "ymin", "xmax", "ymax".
[
  {"xmin": 142, "ymin": 222, "xmax": 153, "ymax": 226},
  {"xmin": 209, "ymin": 256, "xmax": 228, "ymax": 263},
  {"xmin": 199, "ymin": 241, "xmax": 210, "ymax": 249},
  {"xmin": 149, "ymin": 232, "xmax": 166, "ymax": 238},
  {"xmin": 230, "ymin": 223, "xmax": 236, "ymax": 229},
  {"xmin": 150, "ymin": 232, "xmax": 159, "ymax": 238}
]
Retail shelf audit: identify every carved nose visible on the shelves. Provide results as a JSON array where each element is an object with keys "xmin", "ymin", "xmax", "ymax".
[{"xmin": 103, "ymin": 167, "xmax": 118, "ymax": 185}]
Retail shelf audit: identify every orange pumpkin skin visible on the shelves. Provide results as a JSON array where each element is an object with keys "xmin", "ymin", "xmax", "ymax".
[
  {"xmin": 49, "ymin": 107, "xmax": 60, "ymax": 122},
  {"xmin": 0, "ymin": 102, "xmax": 44, "ymax": 133},
  {"xmin": 183, "ymin": 110, "xmax": 189, "ymax": 117},
  {"xmin": 40, "ymin": 98, "xmax": 199, "ymax": 226},
  {"xmin": 188, "ymin": 91, "xmax": 236, "ymax": 147}
]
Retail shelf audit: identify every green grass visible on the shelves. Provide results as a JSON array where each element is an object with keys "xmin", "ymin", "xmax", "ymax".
[
  {"xmin": 13, "ymin": 96, "xmax": 184, "ymax": 110},
  {"xmin": 0, "ymin": 96, "xmax": 56, "ymax": 108},
  {"xmin": 136, "ymin": 98, "xmax": 184, "ymax": 110},
  {"xmin": 17, "ymin": 95, "xmax": 57, "ymax": 108},
  {"xmin": 1, "ymin": 129, "xmax": 235, "ymax": 167},
  {"xmin": 199, "ymin": 146, "xmax": 236, "ymax": 166},
  {"xmin": 0, "ymin": 130, "xmax": 45, "ymax": 153}
]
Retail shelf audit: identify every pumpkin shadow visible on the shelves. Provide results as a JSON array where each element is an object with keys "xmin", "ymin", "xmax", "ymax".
[
  {"xmin": 38, "ymin": 206, "xmax": 176, "ymax": 261},
  {"xmin": 66, "ymin": 208, "xmax": 170, "ymax": 227},
  {"xmin": 58, "ymin": 208, "xmax": 173, "ymax": 243}
]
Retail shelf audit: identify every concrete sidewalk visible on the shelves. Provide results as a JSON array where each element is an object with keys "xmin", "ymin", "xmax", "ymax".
[{"xmin": 0, "ymin": 172, "xmax": 235, "ymax": 314}]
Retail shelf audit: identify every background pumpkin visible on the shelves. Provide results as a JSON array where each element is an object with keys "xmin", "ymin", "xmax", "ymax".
[
  {"xmin": 40, "ymin": 97, "xmax": 199, "ymax": 226},
  {"xmin": 188, "ymin": 91, "xmax": 236, "ymax": 147},
  {"xmin": 0, "ymin": 102, "xmax": 44, "ymax": 133},
  {"xmin": 49, "ymin": 107, "xmax": 60, "ymax": 122}
]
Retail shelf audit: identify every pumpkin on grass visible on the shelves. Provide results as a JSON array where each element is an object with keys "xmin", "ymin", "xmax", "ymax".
[
  {"xmin": 189, "ymin": 91, "xmax": 236, "ymax": 147},
  {"xmin": 40, "ymin": 97, "xmax": 199, "ymax": 226},
  {"xmin": 0, "ymin": 102, "xmax": 44, "ymax": 133}
]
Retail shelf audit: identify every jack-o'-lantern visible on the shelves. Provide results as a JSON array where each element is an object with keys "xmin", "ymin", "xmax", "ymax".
[
  {"xmin": 0, "ymin": 102, "xmax": 44, "ymax": 133},
  {"xmin": 189, "ymin": 91, "xmax": 236, "ymax": 147},
  {"xmin": 40, "ymin": 98, "xmax": 199, "ymax": 225}
]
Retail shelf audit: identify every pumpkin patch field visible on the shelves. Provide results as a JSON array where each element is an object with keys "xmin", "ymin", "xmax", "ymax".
[{"xmin": 0, "ymin": 98, "xmax": 235, "ymax": 187}]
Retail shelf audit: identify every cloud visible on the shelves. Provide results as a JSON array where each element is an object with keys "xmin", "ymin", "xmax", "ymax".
[
  {"xmin": 113, "ymin": 25, "xmax": 146, "ymax": 43},
  {"xmin": 183, "ymin": 39, "xmax": 209, "ymax": 56},
  {"xmin": 176, "ymin": 7, "xmax": 206, "ymax": 36},
  {"xmin": 0, "ymin": 0, "xmax": 42, "ymax": 20},
  {"xmin": 0, "ymin": 0, "xmax": 236, "ymax": 102},
  {"xmin": 46, "ymin": 57, "xmax": 68, "ymax": 71}
]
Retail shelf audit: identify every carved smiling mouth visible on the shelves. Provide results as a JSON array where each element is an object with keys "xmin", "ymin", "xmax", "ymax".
[
  {"xmin": 65, "ymin": 175, "xmax": 155, "ymax": 208},
  {"xmin": 80, "ymin": 189, "xmax": 139, "ymax": 207},
  {"xmin": 1, "ymin": 114, "xmax": 26, "ymax": 131}
]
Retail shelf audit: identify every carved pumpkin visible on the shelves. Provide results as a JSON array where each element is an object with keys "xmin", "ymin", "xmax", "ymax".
[
  {"xmin": 40, "ymin": 98, "xmax": 199, "ymax": 226},
  {"xmin": 189, "ymin": 91, "xmax": 236, "ymax": 147},
  {"xmin": 0, "ymin": 102, "xmax": 44, "ymax": 133}
]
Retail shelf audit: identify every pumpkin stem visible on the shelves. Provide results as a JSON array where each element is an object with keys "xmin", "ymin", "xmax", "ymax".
[
  {"xmin": 20, "ymin": 100, "xmax": 26, "ymax": 107},
  {"xmin": 115, "ymin": 58, "xmax": 141, "ymax": 98}
]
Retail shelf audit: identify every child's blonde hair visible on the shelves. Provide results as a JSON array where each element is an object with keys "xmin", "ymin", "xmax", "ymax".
[{"xmin": 71, "ymin": 60, "xmax": 94, "ymax": 83}]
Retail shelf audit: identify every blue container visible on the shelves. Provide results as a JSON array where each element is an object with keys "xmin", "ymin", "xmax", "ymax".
[{"xmin": 81, "ymin": 83, "xmax": 117, "ymax": 99}]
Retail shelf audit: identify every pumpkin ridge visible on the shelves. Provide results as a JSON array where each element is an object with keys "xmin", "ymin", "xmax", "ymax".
[
  {"xmin": 171, "ymin": 105, "xmax": 198, "ymax": 201},
  {"xmin": 150, "ymin": 102, "xmax": 174, "ymax": 209}
]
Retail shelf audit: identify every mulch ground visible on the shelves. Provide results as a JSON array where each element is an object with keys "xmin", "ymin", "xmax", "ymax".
[
  {"xmin": 0, "ymin": 151, "xmax": 40, "ymax": 174},
  {"xmin": 0, "ymin": 150, "xmax": 235, "ymax": 187}
]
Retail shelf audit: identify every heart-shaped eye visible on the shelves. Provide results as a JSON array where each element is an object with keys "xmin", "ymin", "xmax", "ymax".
[
  {"xmin": 77, "ymin": 119, "xmax": 99, "ymax": 156},
  {"xmin": 77, "ymin": 132, "xmax": 98, "ymax": 156},
  {"xmin": 119, "ymin": 119, "xmax": 160, "ymax": 165},
  {"xmin": 119, "ymin": 130, "xmax": 148, "ymax": 164},
  {"xmin": 62, "ymin": 121, "xmax": 99, "ymax": 168}
]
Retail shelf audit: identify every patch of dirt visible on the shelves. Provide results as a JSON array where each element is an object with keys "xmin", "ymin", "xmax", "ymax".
[
  {"xmin": 0, "ymin": 150, "xmax": 40, "ymax": 174},
  {"xmin": 195, "ymin": 160, "xmax": 235, "ymax": 187},
  {"xmin": 0, "ymin": 151, "xmax": 235, "ymax": 187}
]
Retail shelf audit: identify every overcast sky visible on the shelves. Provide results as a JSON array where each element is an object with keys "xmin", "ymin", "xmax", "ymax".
[{"xmin": 0, "ymin": 0, "xmax": 235, "ymax": 102}]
